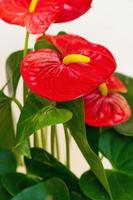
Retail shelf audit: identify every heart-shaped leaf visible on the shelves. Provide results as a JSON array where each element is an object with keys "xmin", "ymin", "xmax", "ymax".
[
  {"xmin": 79, "ymin": 171, "xmax": 110, "ymax": 200},
  {"xmin": 14, "ymin": 93, "xmax": 72, "ymax": 156},
  {"xmin": 2, "ymin": 173, "xmax": 38, "ymax": 196},
  {"xmin": 0, "ymin": 150, "xmax": 16, "ymax": 199},
  {"xmin": 0, "ymin": 91, "xmax": 15, "ymax": 149},
  {"xmin": 99, "ymin": 128, "xmax": 133, "ymax": 177},
  {"xmin": 24, "ymin": 148, "xmax": 80, "ymax": 193},
  {"xmin": 80, "ymin": 170, "xmax": 133, "ymax": 200},
  {"xmin": 107, "ymin": 170, "xmax": 133, "ymax": 200},
  {"xmin": 70, "ymin": 192, "xmax": 90, "ymax": 200},
  {"xmin": 0, "ymin": 180, "xmax": 11, "ymax": 200},
  {"xmin": 11, "ymin": 178, "xmax": 70, "ymax": 200},
  {"xmin": 6, "ymin": 50, "xmax": 23, "ymax": 96},
  {"xmin": 0, "ymin": 150, "xmax": 17, "ymax": 176},
  {"xmin": 114, "ymin": 73, "xmax": 133, "ymax": 136},
  {"xmin": 34, "ymin": 39, "xmax": 58, "ymax": 51}
]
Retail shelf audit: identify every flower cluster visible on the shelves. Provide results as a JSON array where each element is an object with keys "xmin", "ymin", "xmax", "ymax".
[{"xmin": 0, "ymin": 0, "xmax": 131, "ymax": 127}]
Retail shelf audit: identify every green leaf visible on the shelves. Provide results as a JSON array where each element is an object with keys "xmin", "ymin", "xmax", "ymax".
[
  {"xmin": 107, "ymin": 170, "xmax": 133, "ymax": 200},
  {"xmin": 80, "ymin": 170, "xmax": 133, "ymax": 200},
  {"xmin": 58, "ymin": 98, "xmax": 112, "ymax": 199},
  {"xmin": 0, "ymin": 91, "xmax": 15, "ymax": 149},
  {"xmin": 86, "ymin": 125, "xmax": 100, "ymax": 155},
  {"xmin": 24, "ymin": 148, "xmax": 80, "ymax": 193},
  {"xmin": 0, "ymin": 150, "xmax": 17, "ymax": 176},
  {"xmin": 14, "ymin": 93, "xmax": 72, "ymax": 156},
  {"xmin": 16, "ymin": 107, "xmax": 72, "ymax": 143},
  {"xmin": 99, "ymin": 128, "xmax": 133, "ymax": 177},
  {"xmin": 114, "ymin": 73, "xmax": 133, "ymax": 136},
  {"xmin": 2, "ymin": 173, "xmax": 38, "ymax": 196},
  {"xmin": 0, "ymin": 180, "xmax": 11, "ymax": 200},
  {"xmin": 11, "ymin": 178, "xmax": 70, "ymax": 200},
  {"xmin": 70, "ymin": 192, "xmax": 90, "ymax": 200},
  {"xmin": 115, "ymin": 116, "xmax": 133, "ymax": 137},
  {"xmin": 6, "ymin": 50, "xmax": 23, "ymax": 96},
  {"xmin": 79, "ymin": 171, "xmax": 110, "ymax": 200},
  {"xmin": 34, "ymin": 39, "xmax": 58, "ymax": 51},
  {"xmin": 58, "ymin": 31, "xmax": 67, "ymax": 35}
]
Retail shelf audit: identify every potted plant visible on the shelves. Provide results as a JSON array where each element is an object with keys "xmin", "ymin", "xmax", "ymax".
[{"xmin": 0, "ymin": 0, "xmax": 133, "ymax": 199}]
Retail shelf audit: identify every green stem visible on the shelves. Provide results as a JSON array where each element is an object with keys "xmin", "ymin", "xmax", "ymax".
[
  {"xmin": 64, "ymin": 125, "xmax": 70, "ymax": 169},
  {"xmin": 51, "ymin": 126, "xmax": 56, "ymax": 157},
  {"xmin": 41, "ymin": 128, "xmax": 47, "ymax": 149},
  {"xmin": 12, "ymin": 97, "xmax": 23, "ymax": 111},
  {"xmin": 23, "ymin": 31, "xmax": 30, "ymax": 103},
  {"xmin": 55, "ymin": 128, "xmax": 60, "ymax": 160},
  {"xmin": 23, "ymin": 84, "xmax": 28, "ymax": 103},
  {"xmin": 34, "ymin": 131, "xmax": 40, "ymax": 147},
  {"xmin": 23, "ymin": 32, "xmax": 30, "ymax": 57},
  {"xmin": 22, "ymin": 31, "xmax": 30, "ymax": 146}
]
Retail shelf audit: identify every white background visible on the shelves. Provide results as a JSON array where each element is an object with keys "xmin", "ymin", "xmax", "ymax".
[{"xmin": 0, "ymin": 0, "xmax": 133, "ymax": 175}]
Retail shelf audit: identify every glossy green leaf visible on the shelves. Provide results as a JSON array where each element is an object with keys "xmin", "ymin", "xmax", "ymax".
[
  {"xmin": 86, "ymin": 125, "xmax": 100, "ymax": 155},
  {"xmin": 24, "ymin": 148, "xmax": 80, "ymax": 193},
  {"xmin": 70, "ymin": 192, "xmax": 90, "ymax": 200},
  {"xmin": 0, "ymin": 150, "xmax": 17, "ymax": 176},
  {"xmin": 58, "ymin": 98, "xmax": 112, "ymax": 199},
  {"xmin": 16, "ymin": 107, "xmax": 72, "ymax": 143},
  {"xmin": 14, "ymin": 93, "xmax": 72, "ymax": 156},
  {"xmin": 0, "ymin": 180, "xmax": 11, "ymax": 200},
  {"xmin": 99, "ymin": 129, "xmax": 133, "ymax": 176},
  {"xmin": 13, "ymin": 93, "xmax": 51, "ymax": 157},
  {"xmin": 0, "ymin": 91, "xmax": 15, "ymax": 149},
  {"xmin": 58, "ymin": 31, "xmax": 67, "ymax": 35},
  {"xmin": 11, "ymin": 178, "xmax": 70, "ymax": 200},
  {"xmin": 2, "ymin": 173, "xmax": 38, "ymax": 196},
  {"xmin": 115, "ymin": 115, "xmax": 133, "ymax": 137},
  {"xmin": 79, "ymin": 171, "xmax": 110, "ymax": 200},
  {"xmin": 80, "ymin": 170, "xmax": 133, "ymax": 200},
  {"xmin": 34, "ymin": 39, "xmax": 58, "ymax": 51},
  {"xmin": 6, "ymin": 50, "xmax": 23, "ymax": 96},
  {"xmin": 114, "ymin": 73, "xmax": 133, "ymax": 136},
  {"xmin": 107, "ymin": 170, "xmax": 133, "ymax": 200}
]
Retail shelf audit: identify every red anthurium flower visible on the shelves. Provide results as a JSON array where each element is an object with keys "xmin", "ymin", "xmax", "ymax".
[
  {"xmin": 106, "ymin": 75, "xmax": 127, "ymax": 93},
  {"xmin": 0, "ymin": 0, "xmax": 92, "ymax": 34},
  {"xmin": 84, "ymin": 76, "xmax": 131, "ymax": 127},
  {"xmin": 55, "ymin": 0, "xmax": 92, "ymax": 23},
  {"xmin": 21, "ymin": 34, "xmax": 116, "ymax": 102}
]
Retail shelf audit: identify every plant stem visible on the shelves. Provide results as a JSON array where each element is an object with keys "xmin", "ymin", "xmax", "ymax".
[
  {"xmin": 23, "ymin": 32, "xmax": 29, "ymax": 57},
  {"xmin": 51, "ymin": 126, "xmax": 56, "ymax": 157},
  {"xmin": 12, "ymin": 97, "xmax": 23, "ymax": 111},
  {"xmin": 41, "ymin": 128, "xmax": 47, "ymax": 149},
  {"xmin": 34, "ymin": 131, "xmax": 40, "ymax": 147},
  {"xmin": 23, "ymin": 31, "xmax": 30, "ymax": 103},
  {"xmin": 55, "ymin": 128, "xmax": 60, "ymax": 160},
  {"xmin": 23, "ymin": 31, "xmax": 30, "ymax": 147},
  {"xmin": 64, "ymin": 125, "xmax": 70, "ymax": 169},
  {"xmin": 51, "ymin": 126, "xmax": 60, "ymax": 159}
]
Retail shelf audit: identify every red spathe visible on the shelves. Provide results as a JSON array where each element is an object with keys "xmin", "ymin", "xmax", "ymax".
[
  {"xmin": 106, "ymin": 75, "xmax": 127, "ymax": 93},
  {"xmin": 0, "ymin": 0, "xmax": 92, "ymax": 34},
  {"xmin": 84, "ymin": 91, "xmax": 131, "ymax": 127},
  {"xmin": 21, "ymin": 34, "xmax": 116, "ymax": 102}
]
